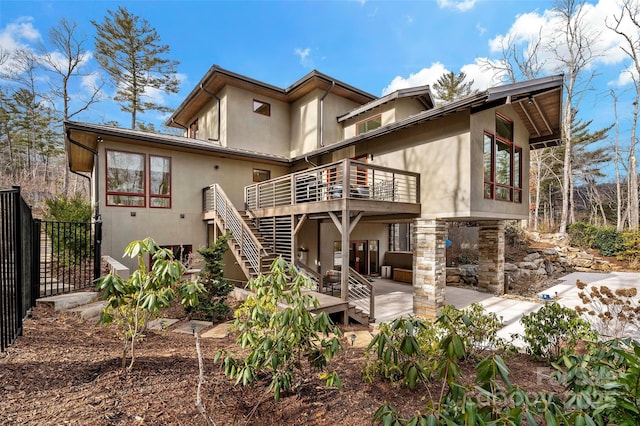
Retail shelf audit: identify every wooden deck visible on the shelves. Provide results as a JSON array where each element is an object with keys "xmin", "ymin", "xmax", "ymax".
[{"xmin": 302, "ymin": 289, "xmax": 348, "ymax": 315}]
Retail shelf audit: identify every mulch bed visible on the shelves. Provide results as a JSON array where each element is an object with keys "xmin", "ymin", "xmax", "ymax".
[{"xmin": 0, "ymin": 304, "xmax": 561, "ymax": 425}]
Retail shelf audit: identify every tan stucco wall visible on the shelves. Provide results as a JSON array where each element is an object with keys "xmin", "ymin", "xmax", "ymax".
[
  {"xmin": 322, "ymin": 92, "xmax": 362, "ymax": 146},
  {"xmin": 394, "ymin": 98, "xmax": 427, "ymax": 120},
  {"xmin": 97, "ymin": 139, "xmax": 288, "ymax": 270},
  {"xmin": 289, "ymin": 90, "xmax": 319, "ymax": 157},
  {"xmin": 353, "ymin": 106, "xmax": 530, "ymax": 221},
  {"xmin": 342, "ymin": 103, "xmax": 396, "ymax": 140},
  {"xmin": 224, "ymin": 86, "xmax": 290, "ymax": 156}
]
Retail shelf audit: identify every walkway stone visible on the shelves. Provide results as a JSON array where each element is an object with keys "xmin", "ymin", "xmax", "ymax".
[
  {"xmin": 37, "ymin": 292, "xmax": 98, "ymax": 311},
  {"xmin": 148, "ymin": 318, "xmax": 180, "ymax": 331},
  {"xmin": 201, "ymin": 322, "xmax": 233, "ymax": 339}
]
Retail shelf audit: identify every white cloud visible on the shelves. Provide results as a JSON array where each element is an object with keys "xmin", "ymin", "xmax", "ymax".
[
  {"xmin": 437, "ymin": 0, "xmax": 477, "ymax": 12},
  {"xmin": 406, "ymin": 15, "xmax": 414, "ymax": 24},
  {"xmin": 294, "ymin": 47, "xmax": 313, "ymax": 68},
  {"xmin": 488, "ymin": 0, "xmax": 635, "ymax": 80},
  {"xmin": 0, "ymin": 17, "xmax": 41, "ymax": 75},
  {"xmin": 382, "ymin": 62, "xmax": 448, "ymax": 95},
  {"xmin": 461, "ymin": 59, "xmax": 507, "ymax": 91},
  {"xmin": 476, "ymin": 22, "xmax": 487, "ymax": 36}
]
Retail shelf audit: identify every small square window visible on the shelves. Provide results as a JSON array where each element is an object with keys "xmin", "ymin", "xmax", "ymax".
[
  {"xmin": 253, "ymin": 100, "xmax": 271, "ymax": 116},
  {"xmin": 253, "ymin": 168, "xmax": 271, "ymax": 182}
]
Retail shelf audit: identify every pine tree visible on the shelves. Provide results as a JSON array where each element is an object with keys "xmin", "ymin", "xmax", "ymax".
[
  {"xmin": 92, "ymin": 6, "xmax": 180, "ymax": 129},
  {"xmin": 432, "ymin": 71, "xmax": 476, "ymax": 105}
]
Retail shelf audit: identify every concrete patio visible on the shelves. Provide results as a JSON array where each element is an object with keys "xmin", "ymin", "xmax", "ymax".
[{"xmin": 371, "ymin": 270, "xmax": 640, "ymax": 343}]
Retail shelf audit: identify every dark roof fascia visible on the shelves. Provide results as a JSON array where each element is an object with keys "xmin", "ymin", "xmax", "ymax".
[
  {"xmin": 64, "ymin": 120, "xmax": 291, "ymax": 164},
  {"xmin": 486, "ymin": 74, "xmax": 564, "ymax": 102},
  {"xmin": 337, "ymin": 85, "xmax": 433, "ymax": 123},
  {"xmin": 166, "ymin": 65, "xmax": 377, "ymax": 127}
]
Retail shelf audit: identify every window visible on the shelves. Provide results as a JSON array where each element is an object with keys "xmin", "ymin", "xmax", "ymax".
[
  {"xmin": 189, "ymin": 119, "xmax": 198, "ymax": 139},
  {"xmin": 253, "ymin": 99, "xmax": 271, "ymax": 116},
  {"xmin": 253, "ymin": 168, "xmax": 271, "ymax": 182},
  {"xmin": 150, "ymin": 155, "xmax": 171, "ymax": 208},
  {"xmin": 483, "ymin": 113, "xmax": 522, "ymax": 203},
  {"xmin": 106, "ymin": 150, "xmax": 145, "ymax": 207},
  {"xmin": 356, "ymin": 114, "xmax": 382, "ymax": 135}
]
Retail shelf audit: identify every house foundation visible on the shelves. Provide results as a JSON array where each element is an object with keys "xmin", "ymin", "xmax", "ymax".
[
  {"xmin": 412, "ymin": 218, "xmax": 447, "ymax": 320},
  {"xmin": 477, "ymin": 220, "xmax": 505, "ymax": 295}
]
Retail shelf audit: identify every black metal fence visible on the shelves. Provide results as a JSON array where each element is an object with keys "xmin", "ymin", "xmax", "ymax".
[
  {"xmin": 0, "ymin": 186, "xmax": 36, "ymax": 352},
  {"xmin": 36, "ymin": 219, "xmax": 102, "ymax": 297}
]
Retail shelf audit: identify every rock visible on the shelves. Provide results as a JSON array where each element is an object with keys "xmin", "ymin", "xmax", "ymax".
[
  {"xmin": 517, "ymin": 261, "xmax": 537, "ymax": 270},
  {"xmin": 533, "ymin": 258, "xmax": 545, "ymax": 268},
  {"xmin": 459, "ymin": 264, "xmax": 478, "ymax": 277},
  {"xmin": 461, "ymin": 275, "xmax": 478, "ymax": 285},
  {"xmin": 503, "ymin": 262, "xmax": 518, "ymax": 272},
  {"xmin": 446, "ymin": 267, "xmax": 461, "ymax": 275},
  {"xmin": 446, "ymin": 275, "xmax": 460, "ymax": 283},
  {"xmin": 577, "ymin": 252, "xmax": 594, "ymax": 260},
  {"xmin": 536, "ymin": 267, "xmax": 548, "ymax": 276},
  {"xmin": 524, "ymin": 252, "xmax": 541, "ymax": 262},
  {"xmin": 591, "ymin": 260, "xmax": 611, "ymax": 271},
  {"xmin": 542, "ymin": 248, "xmax": 558, "ymax": 256},
  {"xmin": 572, "ymin": 257, "xmax": 594, "ymax": 268},
  {"xmin": 544, "ymin": 259, "xmax": 555, "ymax": 275}
]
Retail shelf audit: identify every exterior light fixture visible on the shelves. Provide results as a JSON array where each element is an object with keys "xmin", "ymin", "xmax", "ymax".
[
  {"xmin": 350, "ymin": 333, "xmax": 356, "ymax": 346},
  {"xmin": 190, "ymin": 321, "xmax": 196, "ymax": 335}
]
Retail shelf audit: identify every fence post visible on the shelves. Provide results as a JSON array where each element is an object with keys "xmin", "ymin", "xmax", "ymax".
[
  {"xmin": 31, "ymin": 219, "xmax": 41, "ymax": 305},
  {"xmin": 11, "ymin": 186, "xmax": 23, "ymax": 335},
  {"xmin": 93, "ymin": 220, "xmax": 102, "ymax": 282}
]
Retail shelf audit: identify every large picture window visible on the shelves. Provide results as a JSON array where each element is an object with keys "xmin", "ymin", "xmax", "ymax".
[
  {"xmin": 106, "ymin": 150, "xmax": 145, "ymax": 207},
  {"xmin": 150, "ymin": 155, "xmax": 171, "ymax": 208},
  {"xmin": 483, "ymin": 113, "xmax": 522, "ymax": 203}
]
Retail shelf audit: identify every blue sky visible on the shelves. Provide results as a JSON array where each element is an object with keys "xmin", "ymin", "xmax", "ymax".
[{"xmin": 0, "ymin": 0, "xmax": 638, "ymax": 161}]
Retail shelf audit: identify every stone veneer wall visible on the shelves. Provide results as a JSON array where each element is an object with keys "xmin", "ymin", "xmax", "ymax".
[
  {"xmin": 477, "ymin": 220, "xmax": 505, "ymax": 295},
  {"xmin": 412, "ymin": 219, "xmax": 447, "ymax": 319}
]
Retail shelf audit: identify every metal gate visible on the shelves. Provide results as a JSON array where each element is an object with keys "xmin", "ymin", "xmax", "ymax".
[
  {"xmin": 35, "ymin": 219, "xmax": 102, "ymax": 297},
  {"xmin": 0, "ymin": 186, "xmax": 36, "ymax": 352}
]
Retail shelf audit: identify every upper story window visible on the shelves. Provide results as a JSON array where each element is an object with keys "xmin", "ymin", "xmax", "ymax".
[
  {"xmin": 253, "ymin": 99, "xmax": 271, "ymax": 116},
  {"xmin": 356, "ymin": 114, "xmax": 382, "ymax": 135},
  {"xmin": 483, "ymin": 113, "xmax": 522, "ymax": 203},
  {"xmin": 106, "ymin": 150, "xmax": 173, "ymax": 208},
  {"xmin": 106, "ymin": 150, "xmax": 146, "ymax": 207},
  {"xmin": 189, "ymin": 119, "xmax": 198, "ymax": 139},
  {"xmin": 149, "ymin": 155, "xmax": 171, "ymax": 208}
]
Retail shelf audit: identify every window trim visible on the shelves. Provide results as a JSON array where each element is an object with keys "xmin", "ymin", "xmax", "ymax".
[
  {"xmin": 355, "ymin": 114, "xmax": 382, "ymax": 135},
  {"xmin": 149, "ymin": 155, "xmax": 172, "ymax": 209},
  {"xmin": 253, "ymin": 168, "xmax": 271, "ymax": 182},
  {"xmin": 105, "ymin": 149, "xmax": 146, "ymax": 208},
  {"xmin": 483, "ymin": 113, "xmax": 522, "ymax": 204},
  {"xmin": 253, "ymin": 99, "xmax": 271, "ymax": 116},
  {"xmin": 189, "ymin": 118, "xmax": 198, "ymax": 139}
]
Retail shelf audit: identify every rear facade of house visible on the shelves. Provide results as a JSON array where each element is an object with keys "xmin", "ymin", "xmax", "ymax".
[{"xmin": 65, "ymin": 65, "xmax": 563, "ymax": 322}]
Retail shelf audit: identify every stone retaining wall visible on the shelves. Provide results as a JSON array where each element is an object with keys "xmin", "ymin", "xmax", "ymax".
[{"xmin": 446, "ymin": 246, "xmax": 614, "ymax": 288}]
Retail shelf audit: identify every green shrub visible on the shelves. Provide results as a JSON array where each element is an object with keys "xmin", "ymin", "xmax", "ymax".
[
  {"xmin": 44, "ymin": 194, "xmax": 92, "ymax": 222},
  {"xmin": 363, "ymin": 317, "xmax": 439, "ymax": 389},
  {"xmin": 96, "ymin": 237, "xmax": 204, "ymax": 371},
  {"xmin": 568, "ymin": 222, "xmax": 597, "ymax": 249},
  {"xmin": 43, "ymin": 194, "xmax": 93, "ymax": 263},
  {"xmin": 617, "ymin": 230, "xmax": 640, "ymax": 262},
  {"xmin": 439, "ymin": 303, "xmax": 513, "ymax": 358},
  {"xmin": 216, "ymin": 257, "xmax": 343, "ymax": 401},
  {"xmin": 593, "ymin": 226, "xmax": 624, "ymax": 257},
  {"xmin": 519, "ymin": 302, "xmax": 596, "ymax": 361},
  {"xmin": 186, "ymin": 232, "xmax": 234, "ymax": 322}
]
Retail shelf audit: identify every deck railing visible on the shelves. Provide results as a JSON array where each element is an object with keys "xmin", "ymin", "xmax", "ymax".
[
  {"xmin": 245, "ymin": 158, "xmax": 420, "ymax": 210},
  {"xmin": 203, "ymin": 183, "xmax": 268, "ymax": 275},
  {"xmin": 348, "ymin": 267, "xmax": 375, "ymax": 321}
]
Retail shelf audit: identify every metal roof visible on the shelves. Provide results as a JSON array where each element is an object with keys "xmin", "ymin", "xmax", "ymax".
[{"xmin": 336, "ymin": 85, "xmax": 435, "ymax": 123}]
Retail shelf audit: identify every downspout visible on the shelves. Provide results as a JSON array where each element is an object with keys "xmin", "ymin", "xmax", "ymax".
[
  {"xmin": 66, "ymin": 129, "xmax": 100, "ymax": 221},
  {"xmin": 319, "ymin": 81, "xmax": 335, "ymax": 148},
  {"xmin": 200, "ymin": 83, "xmax": 222, "ymax": 144}
]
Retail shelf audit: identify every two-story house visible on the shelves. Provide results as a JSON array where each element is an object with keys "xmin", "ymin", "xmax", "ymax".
[{"xmin": 65, "ymin": 65, "xmax": 562, "ymax": 323}]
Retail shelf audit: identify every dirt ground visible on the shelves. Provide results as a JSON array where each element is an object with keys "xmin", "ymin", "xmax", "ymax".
[{"xmin": 1, "ymin": 304, "xmax": 561, "ymax": 426}]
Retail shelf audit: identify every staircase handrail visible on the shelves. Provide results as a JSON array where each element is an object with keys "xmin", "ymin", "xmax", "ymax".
[
  {"xmin": 294, "ymin": 259, "xmax": 324, "ymax": 292},
  {"xmin": 347, "ymin": 267, "xmax": 375, "ymax": 321},
  {"xmin": 207, "ymin": 183, "xmax": 269, "ymax": 274}
]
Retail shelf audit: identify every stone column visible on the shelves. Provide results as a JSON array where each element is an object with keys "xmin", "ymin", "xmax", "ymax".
[
  {"xmin": 412, "ymin": 218, "xmax": 447, "ymax": 320},
  {"xmin": 478, "ymin": 220, "xmax": 505, "ymax": 295}
]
